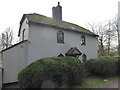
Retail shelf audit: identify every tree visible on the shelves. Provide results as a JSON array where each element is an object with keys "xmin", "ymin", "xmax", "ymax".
[
  {"xmin": 112, "ymin": 16, "xmax": 120, "ymax": 56},
  {"xmin": 86, "ymin": 23, "xmax": 107, "ymax": 56},
  {"xmin": 86, "ymin": 21, "xmax": 117, "ymax": 56},
  {"xmin": 1, "ymin": 27, "xmax": 13, "ymax": 50},
  {"xmin": 105, "ymin": 20, "xmax": 117, "ymax": 55}
]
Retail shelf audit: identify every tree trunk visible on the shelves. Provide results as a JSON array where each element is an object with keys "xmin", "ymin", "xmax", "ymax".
[
  {"xmin": 99, "ymin": 39, "xmax": 105, "ymax": 56},
  {"xmin": 107, "ymin": 36, "xmax": 111, "ymax": 56}
]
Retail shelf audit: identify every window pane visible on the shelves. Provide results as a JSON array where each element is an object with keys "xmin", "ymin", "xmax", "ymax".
[
  {"xmin": 81, "ymin": 35, "xmax": 86, "ymax": 45},
  {"xmin": 57, "ymin": 31, "xmax": 64, "ymax": 43}
]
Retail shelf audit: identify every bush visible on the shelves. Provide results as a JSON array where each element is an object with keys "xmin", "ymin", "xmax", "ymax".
[
  {"xmin": 116, "ymin": 57, "xmax": 120, "ymax": 75},
  {"xmin": 18, "ymin": 56, "xmax": 84, "ymax": 88},
  {"xmin": 118, "ymin": 59, "xmax": 120, "ymax": 75},
  {"xmin": 85, "ymin": 57, "xmax": 118, "ymax": 77}
]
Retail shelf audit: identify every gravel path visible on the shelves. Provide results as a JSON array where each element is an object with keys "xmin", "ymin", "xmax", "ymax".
[{"xmin": 99, "ymin": 81, "xmax": 119, "ymax": 88}]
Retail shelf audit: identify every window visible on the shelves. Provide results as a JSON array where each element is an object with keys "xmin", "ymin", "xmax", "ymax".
[
  {"xmin": 22, "ymin": 29, "xmax": 25, "ymax": 41},
  {"xmin": 81, "ymin": 35, "xmax": 86, "ymax": 45},
  {"xmin": 82, "ymin": 54, "xmax": 87, "ymax": 62},
  {"xmin": 57, "ymin": 31, "xmax": 64, "ymax": 43}
]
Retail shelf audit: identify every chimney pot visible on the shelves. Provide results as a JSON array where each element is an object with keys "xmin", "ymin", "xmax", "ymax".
[{"xmin": 58, "ymin": 2, "xmax": 60, "ymax": 6}]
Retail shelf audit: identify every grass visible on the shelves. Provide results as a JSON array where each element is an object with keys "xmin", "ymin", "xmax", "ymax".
[{"xmin": 76, "ymin": 76, "xmax": 119, "ymax": 88}]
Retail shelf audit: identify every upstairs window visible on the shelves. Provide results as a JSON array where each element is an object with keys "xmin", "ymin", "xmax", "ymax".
[
  {"xmin": 81, "ymin": 35, "xmax": 86, "ymax": 45},
  {"xmin": 57, "ymin": 31, "xmax": 64, "ymax": 43}
]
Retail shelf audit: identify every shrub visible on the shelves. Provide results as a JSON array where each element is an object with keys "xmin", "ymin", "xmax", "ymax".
[
  {"xmin": 119, "ymin": 58, "xmax": 120, "ymax": 75},
  {"xmin": 116, "ymin": 57, "xmax": 120, "ymax": 75},
  {"xmin": 18, "ymin": 56, "xmax": 84, "ymax": 88},
  {"xmin": 85, "ymin": 57, "xmax": 118, "ymax": 77}
]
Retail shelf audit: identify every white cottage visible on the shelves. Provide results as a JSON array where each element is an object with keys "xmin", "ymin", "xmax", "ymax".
[{"xmin": 1, "ymin": 2, "xmax": 98, "ymax": 87}]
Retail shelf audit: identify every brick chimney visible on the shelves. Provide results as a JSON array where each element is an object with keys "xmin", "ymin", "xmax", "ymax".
[{"xmin": 52, "ymin": 2, "xmax": 62, "ymax": 20}]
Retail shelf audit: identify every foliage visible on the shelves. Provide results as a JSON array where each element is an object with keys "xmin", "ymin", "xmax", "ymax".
[
  {"xmin": 118, "ymin": 57, "xmax": 120, "ymax": 75},
  {"xmin": 84, "ymin": 57, "xmax": 118, "ymax": 77},
  {"xmin": 18, "ymin": 56, "xmax": 84, "ymax": 88}
]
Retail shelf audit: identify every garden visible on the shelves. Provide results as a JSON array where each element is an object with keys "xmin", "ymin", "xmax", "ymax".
[{"xmin": 18, "ymin": 56, "xmax": 120, "ymax": 88}]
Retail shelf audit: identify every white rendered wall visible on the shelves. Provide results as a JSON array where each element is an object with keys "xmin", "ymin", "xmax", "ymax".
[
  {"xmin": 27, "ymin": 23, "xmax": 98, "ymax": 64},
  {"xmin": 2, "ymin": 41, "xmax": 28, "ymax": 84},
  {"xmin": 19, "ymin": 18, "xmax": 29, "ymax": 42}
]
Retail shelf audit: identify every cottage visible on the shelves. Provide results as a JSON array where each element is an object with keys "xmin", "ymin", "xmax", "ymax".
[{"xmin": 1, "ymin": 2, "xmax": 98, "ymax": 87}]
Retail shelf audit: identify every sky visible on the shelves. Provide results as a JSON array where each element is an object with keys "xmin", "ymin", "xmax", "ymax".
[{"xmin": 0, "ymin": 0, "xmax": 119, "ymax": 43}]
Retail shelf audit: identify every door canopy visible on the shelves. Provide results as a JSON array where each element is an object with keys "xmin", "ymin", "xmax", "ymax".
[{"xmin": 65, "ymin": 47, "xmax": 82, "ymax": 58}]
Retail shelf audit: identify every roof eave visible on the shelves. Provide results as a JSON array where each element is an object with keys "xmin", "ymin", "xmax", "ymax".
[
  {"xmin": 1, "ymin": 40, "xmax": 28, "ymax": 52},
  {"xmin": 18, "ymin": 14, "xmax": 27, "ymax": 37},
  {"xmin": 29, "ymin": 21, "xmax": 98, "ymax": 37}
]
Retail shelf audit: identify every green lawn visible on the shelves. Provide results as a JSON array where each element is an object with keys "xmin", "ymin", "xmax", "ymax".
[{"xmin": 76, "ymin": 76, "xmax": 119, "ymax": 88}]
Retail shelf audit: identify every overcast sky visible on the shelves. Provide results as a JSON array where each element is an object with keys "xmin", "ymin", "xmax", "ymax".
[{"xmin": 0, "ymin": 0, "xmax": 119, "ymax": 42}]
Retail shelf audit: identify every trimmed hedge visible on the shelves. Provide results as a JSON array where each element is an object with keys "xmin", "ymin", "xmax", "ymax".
[
  {"xmin": 18, "ymin": 57, "xmax": 84, "ymax": 88},
  {"xmin": 118, "ymin": 57, "xmax": 120, "ymax": 75},
  {"xmin": 85, "ymin": 57, "xmax": 119, "ymax": 77}
]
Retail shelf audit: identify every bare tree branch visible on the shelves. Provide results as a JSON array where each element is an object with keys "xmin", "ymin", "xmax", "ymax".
[
  {"xmin": 1, "ymin": 27, "xmax": 13, "ymax": 50},
  {"xmin": 86, "ymin": 20, "xmax": 117, "ymax": 56}
]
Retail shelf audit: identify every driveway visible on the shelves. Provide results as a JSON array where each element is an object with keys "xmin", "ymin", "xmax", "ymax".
[{"xmin": 99, "ymin": 81, "xmax": 119, "ymax": 88}]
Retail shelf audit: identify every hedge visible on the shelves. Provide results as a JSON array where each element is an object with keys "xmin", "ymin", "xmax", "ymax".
[
  {"xmin": 117, "ymin": 57, "xmax": 120, "ymax": 75},
  {"xmin": 84, "ymin": 56, "xmax": 119, "ymax": 77},
  {"xmin": 18, "ymin": 56, "xmax": 84, "ymax": 88}
]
